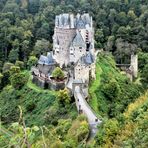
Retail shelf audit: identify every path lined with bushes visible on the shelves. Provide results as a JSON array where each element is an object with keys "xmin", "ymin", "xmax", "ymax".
[{"xmin": 74, "ymin": 86, "xmax": 101, "ymax": 137}]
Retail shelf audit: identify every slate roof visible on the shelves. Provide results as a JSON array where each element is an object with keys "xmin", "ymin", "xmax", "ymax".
[
  {"xmin": 38, "ymin": 52, "xmax": 55, "ymax": 65},
  {"xmin": 81, "ymin": 13, "xmax": 91, "ymax": 26},
  {"xmin": 76, "ymin": 18, "xmax": 85, "ymax": 29},
  {"xmin": 84, "ymin": 52, "xmax": 94, "ymax": 64},
  {"xmin": 72, "ymin": 31, "xmax": 86, "ymax": 47},
  {"xmin": 56, "ymin": 13, "xmax": 92, "ymax": 29},
  {"xmin": 78, "ymin": 52, "xmax": 94, "ymax": 65}
]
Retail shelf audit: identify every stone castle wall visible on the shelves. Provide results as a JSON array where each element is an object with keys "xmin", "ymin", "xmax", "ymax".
[
  {"xmin": 53, "ymin": 28, "xmax": 76, "ymax": 67},
  {"xmin": 130, "ymin": 54, "xmax": 138, "ymax": 78},
  {"xmin": 32, "ymin": 75, "xmax": 65, "ymax": 90},
  {"xmin": 70, "ymin": 46, "xmax": 86, "ymax": 63},
  {"xmin": 74, "ymin": 63, "xmax": 90, "ymax": 83}
]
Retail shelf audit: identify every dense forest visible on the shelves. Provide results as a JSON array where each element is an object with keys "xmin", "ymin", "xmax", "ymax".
[{"xmin": 0, "ymin": 0, "xmax": 148, "ymax": 147}]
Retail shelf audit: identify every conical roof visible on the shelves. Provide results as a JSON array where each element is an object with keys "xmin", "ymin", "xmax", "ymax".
[
  {"xmin": 72, "ymin": 31, "xmax": 86, "ymax": 47},
  {"xmin": 38, "ymin": 52, "xmax": 55, "ymax": 65}
]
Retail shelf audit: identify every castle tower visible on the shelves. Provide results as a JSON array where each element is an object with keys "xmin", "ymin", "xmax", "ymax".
[
  {"xmin": 53, "ymin": 13, "xmax": 95, "ymax": 68},
  {"xmin": 130, "ymin": 54, "xmax": 138, "ymax": 78}
]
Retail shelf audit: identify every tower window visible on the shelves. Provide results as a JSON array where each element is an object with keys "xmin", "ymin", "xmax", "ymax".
[{"xmin": 79, "ymin": 47, "xmax": 82, "ymax": 49}]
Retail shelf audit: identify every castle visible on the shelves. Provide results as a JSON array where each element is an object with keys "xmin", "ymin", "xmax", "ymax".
[{"xmin": 32, "ymin": 13, "xmax": 96, "ymax": 90}]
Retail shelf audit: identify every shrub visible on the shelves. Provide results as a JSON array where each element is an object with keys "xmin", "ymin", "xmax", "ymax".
[
  {"xmin": 102, "ymin": 79, "xmax": 120, "ymax": 101},
  {"xmin": 10, "ymin": 72, "xmax": 28, "ymax": 89},
  {"xmin": 2, "ymin": 62, "xmax": 14, "ymax": 73},
  {"xmin": 27, "ymin": 56, "xmax": 38, "ymax": 69},
  {"xmin": 52, "ymin": 67, "xmax": 64, "ymax": 80},
  {"xmin": 15, "ymin": 61, "xmax": 24, "ymax": 70},
  {"xmin": 57, "ymin": 88, "xmax": 71, "ymax": 107}
]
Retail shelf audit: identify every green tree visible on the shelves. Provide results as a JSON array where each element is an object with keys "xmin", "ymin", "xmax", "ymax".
[
  {"xmin": 10, "ymin": 72, "xmax": 28, "ymax": 89},
  {"xmin": 2, "ymin": 62, "xmax": 14, "ymax": 73},
  {"xmin": 102, "ymin": 80, "xmax": 120, "ymax": 101},
  {"xmin": 9, "ymin": 67, "xmax": 28, "ymax": 89},
  {"xmin": 96, "ymin": 119, "xmax": 119, "ymax": 147},
  {"xmin": 95, "ymin": 29, "xmax": 105, "ymax": 48},
  {"xmin": 15, "ymin": 61, "xmax": 24, "ymax": 70},
  {"xmin": 57, "ymin": 88, "xmax": 70, "ymax": 107},
  {"xmin": 52, "ymin": 67, "xmax": 64, "ymax": 80},
  {"xmin": 67, "ymin": 115, "xmax": 89, "ymax": 145},
  {"xmin": 33, "ymin": 39, "xmax": 50, "ymax": 57},
  {"xmin": 9, "ymin": 66, "xmax": 20, "ymax": 75},
  {"xmin": 27, "ymin": 56, "xmax": 38, "ymax": 69},
  {"xmin": 106, "ymin": 35, "xmax": 115, "ymax": 51},
  {"xmin": 0, "ymin": 73, "xmax": 3, "ymax": 84},
  {"xmin": 141, "ymin": 64, "xmax": 148, "ymax": 88},
  {"xmin": 8, "ymin": 49, "xmax": 19, "ymax": 63}
]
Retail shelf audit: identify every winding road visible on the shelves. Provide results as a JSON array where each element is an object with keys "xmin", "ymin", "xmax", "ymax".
[{"xmin": 74, "ymin": 86, "xmax": 101, "ymax": 137}]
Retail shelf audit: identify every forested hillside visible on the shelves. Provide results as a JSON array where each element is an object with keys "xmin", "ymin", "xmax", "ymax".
[
  {"xmin": 0, "ymin": 0, "xmax": 148, "ymax": 88},
  {"xmin": 0, "ymin": 0, "xmax": 148, "ymax": 147}
]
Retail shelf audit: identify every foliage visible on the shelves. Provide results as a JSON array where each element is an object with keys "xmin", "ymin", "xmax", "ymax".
[
  {"xmin": 89, "ymin": 53, "xmax": 143, "ymax": 118},
  {"xmin": 57, "ymin": 88, "xmax": 71, "ymax": 107},
  {"xmin": 0, "ymin": 73, "xmax": 3, "ymax": 83},
  {"xmin": 27, "ymin": 56, "xmax": 38, "ymax": 69},
  {"xmin": 33, "ymin": 39, "xmax": 51, "ymax": 57},
  {"xmin": 0, "ymin": 86, "xmax": 56, "ymax": 125},
  {"xmin": 10, "ymin": 72, "xmax": 28, "ymax": 89},
  {"xmin": 0, "ymin": 115, "xmax": 89, "ymax": 147},
  {"xmin": 9, "ymin": 65, "xmax": 20, "ymax": 75},
  {"xmin": 66, "ymin": 115, "xmax": 89, "ymax": 145},
  {"xmin": 1, "ymin": 122, "xmax": 39, "ymax": 147},
  {"xmin": 52, "ymin": 67, "xmax": 65, "ymax": 80},
  {"xmin": 0, "ymin": 0, "xmax": 147, "ymax": 68},
  {"xmin": 0, "ymin": 0, "xmax": 148, "ymax": 147},
  {"xmin": 95, "ymin": 119, "xmax": 119, "ymax": 147},
  {"xmin": 9, "ymin": 66, "xmax": 28, "ymax": 89},
  {"xmin": 8, "ymin": 48, "xmax": 19, "ymax": 63},
  {"xmin": 15, "ymin": 60, "xmax": 24, "ymax": 70},
  {"xmin": 138, "ymin": 52, "xmax": 148, "ymax": 88},
  {"xmin": 111, "ymin": 92, "xmax": 148, "ymax": 147},
  {"xmin": 2, "ymin": 62, "xmax": 14, "ymax": 73},
  {"xmin": 1, "ymin": 62, "xmax": 14, "ymax": 88},
  {"xmin": 102, "ymin": 79, "xmax": 120, "ymax": 101}
]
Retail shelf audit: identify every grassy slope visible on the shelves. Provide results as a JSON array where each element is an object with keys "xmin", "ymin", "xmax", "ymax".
[
  {"xmin": 0, "ymin": 73, "xmax": 77, "ymax": 126},
  {"xmin": 89, "ymin": 53, "xmax": 121, "ymax": 116},
  {"xmin": 89, "ymin": 53, "xmax": 142, "ymax": 118},
  {"xmin": 89, "ymin": 57, "xmax": 102, "ymax": 114},
  {"xmin": 0, "ymin": 85, "xmax": 56, "ymax": 126}
]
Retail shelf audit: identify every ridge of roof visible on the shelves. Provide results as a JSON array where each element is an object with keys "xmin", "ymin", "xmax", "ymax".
[{"xmin": 72, "ymin": 30, "xmax": 86, "ymax": 47}]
